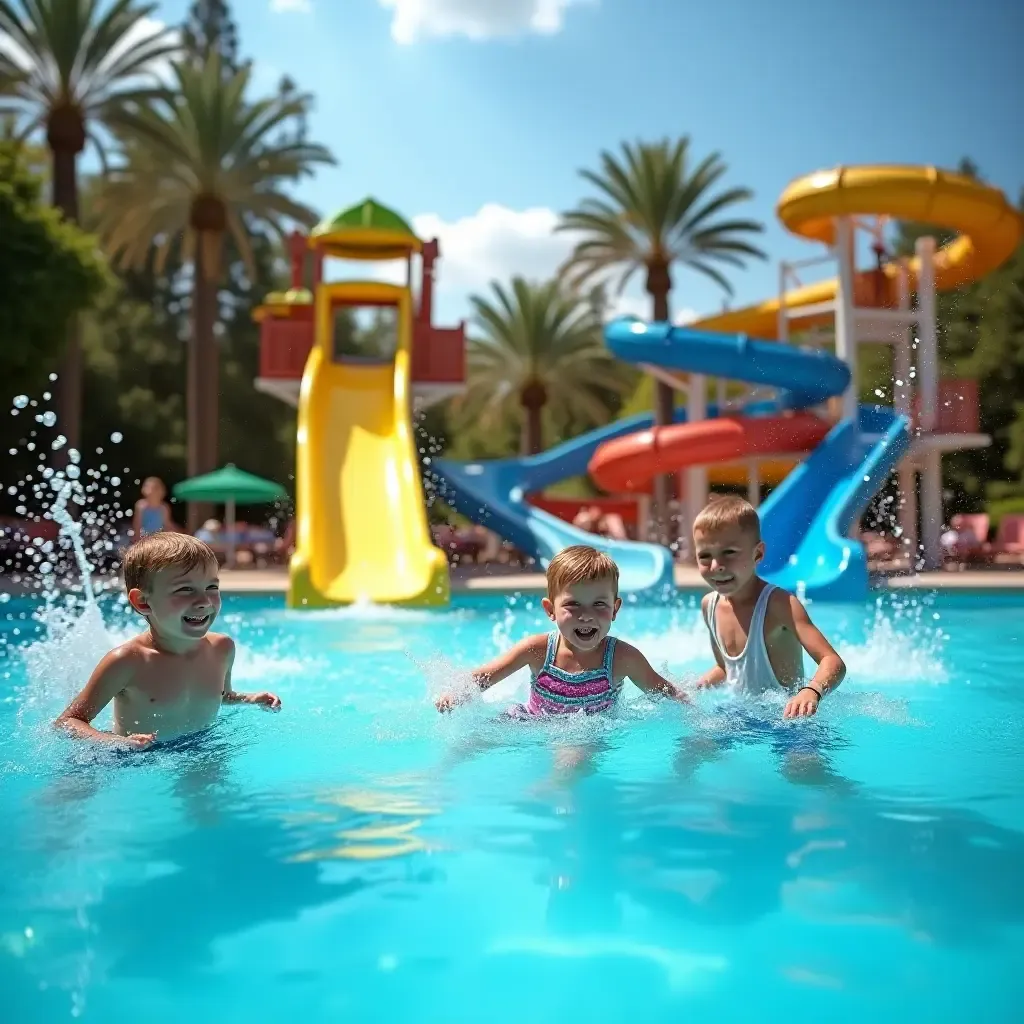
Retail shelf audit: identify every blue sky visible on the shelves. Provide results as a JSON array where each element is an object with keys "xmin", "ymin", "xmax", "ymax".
[{"xmin": 131, "ymin": 0, "xmax": 1024, "ymax": 323}]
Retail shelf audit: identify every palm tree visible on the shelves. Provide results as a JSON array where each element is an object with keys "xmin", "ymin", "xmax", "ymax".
[
  {"xmin": 0, "ymin": 0, "xmax": 178, "ymax": 453},
  {"xmin": 457, "ymin": 277, "xmax": 632, "ymax": 456},
  {"xmin": 558, "ymin": 138, "xmax": 766, "ymax": 535},
  {"xmin": 91, "ymin": 54, "xmax": 334, "ymax": 528}
]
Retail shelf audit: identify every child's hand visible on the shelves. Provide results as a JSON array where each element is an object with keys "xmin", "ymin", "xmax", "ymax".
[
  {"xmin": 249, "ymin": 692, "xmax": 282, "ymax": 710},
  {"xmin": 435, "ymin": 691, "xmax": 462, "ymax": 713},
  {"xmin": 783, "ymin": 687, "xmax": 820, "ymax": 719},
  {"xmin": 122, "ymin": 732, "xmax": 157, "ymax": 749}
]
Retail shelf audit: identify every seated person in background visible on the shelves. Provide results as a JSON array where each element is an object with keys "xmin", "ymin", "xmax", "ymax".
[
  {"xmin": 572, "ymin": 505, "xmax": 629, "ymax": 541},
  {"xmin": 132, "ymin": 476, "xmax": 176, "ymax": 537},
  {"xmin": 195, "ymin": 518, "xmax": 222, "ymax": 545},
  {"xmin": 54, "ymin": 533, "xmax": 280, "ymax": 750}
]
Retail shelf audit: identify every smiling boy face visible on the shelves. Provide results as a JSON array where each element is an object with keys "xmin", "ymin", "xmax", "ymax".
[
  {"xmin": 131, "ymin": 560, "xmax": 222, "ymax": 640},
  {"xmin": 693, "ymin": 522, "xmax": 764, "ymax": 597}
]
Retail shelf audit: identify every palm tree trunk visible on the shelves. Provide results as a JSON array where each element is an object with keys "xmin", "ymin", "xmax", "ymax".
[
  {"xmin": 187, "ymin": 233, "xmax": 221, "ymax": 532},
  {"xmin": 522, "ymin": 406, "xmax": 543, "ymax": 456},
  {"xmin": 50, "ymin": 145, "xmax": 82, "ymax": 462},
  {"xmin": 648, "ymin": 265, "xmax": 677, "ymax": 546}
]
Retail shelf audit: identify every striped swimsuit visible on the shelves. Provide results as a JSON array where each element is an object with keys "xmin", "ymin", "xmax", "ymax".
[{"xmin": 519, "ymin": 632, "xmax": 621, "ymax": 716}]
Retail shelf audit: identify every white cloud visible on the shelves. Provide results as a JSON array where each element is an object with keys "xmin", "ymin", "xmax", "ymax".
[
  {"xmin": 412, "ymin": 204, "xmax": 572, "ymax": 293},
  {"xmin": 270, "ymin": 0, "xmax": 312, "ymax": 12},
  {"xmin": 378, "ymin": 0, "xmax": 592, "ymax": 45},
  {"xmin": 324, "ymin": 202, "xmax": 698, "ymax": 327}
]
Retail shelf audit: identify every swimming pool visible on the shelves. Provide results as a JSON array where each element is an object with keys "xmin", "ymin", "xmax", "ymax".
[{"xmin": 1, "ymin": 588, "xmax": 1022, "ymax": 1022}]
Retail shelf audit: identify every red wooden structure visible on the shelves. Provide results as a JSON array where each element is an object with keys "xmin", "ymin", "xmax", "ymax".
[{"xmin": 257, "ymin": 231, "xmax": 465, "ymax": 388}]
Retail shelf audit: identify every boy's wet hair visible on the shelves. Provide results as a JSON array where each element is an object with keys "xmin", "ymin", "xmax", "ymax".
[
  {"xmin": 546, "ymin": 545, "xmax": 619, "ymax": 599},
  {"xmin": 122, "ymin": 533, "xmax": 217, "ymax": 593},
  {"xmin": 693, "ymin": 495, "xmax": 762, "ymax": 542}
]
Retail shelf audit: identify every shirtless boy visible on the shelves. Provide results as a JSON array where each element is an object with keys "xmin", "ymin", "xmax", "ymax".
[{"xmin": 54, "ymin": 533, "xmax": 280, "ymax": 749}]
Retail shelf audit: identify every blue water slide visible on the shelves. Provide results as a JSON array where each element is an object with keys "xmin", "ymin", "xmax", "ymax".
[
  {"xmin": 605, "ymin": 318, "xmax": 911, "ymax": 600},
  {"xmin": 432, "ymin": 411, "xmax": 683, "ymax": 598},
  {"xmin": 603, "ymin": 318, "xmax": 851, "ymax": 405},
  {"xmin": 758, "ymin": 405, "xmax": 911, "ymax": 600},
  {"xmin": 433, "ymin": 396, "xmax": 784, "ymax": 597}
]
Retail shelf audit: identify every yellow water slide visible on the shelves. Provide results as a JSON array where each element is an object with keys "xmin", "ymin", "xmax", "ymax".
[
  {"xmin": 288, "ymin": 281, "xmax": 449, "ymax": 608},
  {"xmin": 696, "ymin": 164, "xmax": 1023, "ymax": 339},
  {"xmin": 632, "ymin": 165, "xmax": 1022, "ymax": 485}
]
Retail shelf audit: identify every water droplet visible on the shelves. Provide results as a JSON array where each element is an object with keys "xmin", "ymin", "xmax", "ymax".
[
  {"xmin": 40, "ymin": 411, "xmax": 57, "ymax": 427},
  {"xmin": 51, "ymin": 435, "xmax": 66, "ymax": 450},
  {"xmin": 48, "ymin": 373, "xmax": 57, "ymax": 381},
  {"xmin": 110, "ymin": 432, "xmax": 123, "ymax": 443},
  {"xmin": 67, "ymin": 466, "xmax": 80, "ymax": 480},
  {"xmin": 0, "ymin": 594, "xmax": 8, "ymax": 604},
  {"xmin": 110, "ymin": 476, "xmax": 120, "ymax": 487},
  {"xmin": 12, "ymin": 395, "xmax": 28, "ymax": 409}
]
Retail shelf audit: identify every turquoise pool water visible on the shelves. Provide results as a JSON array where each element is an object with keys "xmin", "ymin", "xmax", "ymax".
[{"xmin": 1, "ymin": 588, "xmax": 1023, "ymax": 1022}]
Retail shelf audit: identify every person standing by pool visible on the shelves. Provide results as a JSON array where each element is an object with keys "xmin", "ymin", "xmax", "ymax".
[
  {"xmin": 435, "ymin": 544, "xmax": 688, "ymax": 715},
  {"xmin": 132, "ymin": 476, "xmax": 177, "ymax": 537},
  {"xmin": 54, "ymin": 533, "xmax": 281, "ymax": 749}
]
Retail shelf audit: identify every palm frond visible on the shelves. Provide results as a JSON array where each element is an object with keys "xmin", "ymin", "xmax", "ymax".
[
  {"xmin": 559, "ymin": 137, "xmax": 766, "ymax": 308},
  {"xmin": 92, "ymin": 54, "xmax": 335, "ymax": 276}
]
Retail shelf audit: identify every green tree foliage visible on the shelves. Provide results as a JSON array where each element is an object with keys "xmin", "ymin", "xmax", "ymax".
[
  {"xmin": 0, "ymin": 140, "xmax": 108, "ymax": 399},
  {"xmin": 0, "ymin": 0, "xmax": 178, "ymax": 450},
  {"xmin": 450, "ymin": 277, "xmax": 635, "ymax": 456}
]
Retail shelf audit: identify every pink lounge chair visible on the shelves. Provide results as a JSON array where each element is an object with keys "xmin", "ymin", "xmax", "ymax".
[
  {"xmin": 943, "ymin": 513, "xmax": 990, "ymax": 565},
  {"xmin": 990, "ymin": 514, "xmax": 1024, "ymax": 564}
]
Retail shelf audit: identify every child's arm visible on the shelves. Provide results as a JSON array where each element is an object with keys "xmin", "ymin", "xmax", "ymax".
[
  {"xmin": 161, "ymin": 502, "xmax": 178, "ymax": 532},
  {"xmin": 435, "ymin": 634, "xmax": 546, "ymax": 712},
  {"xmin": 779, "ymin": 592, "xmax": 846, "ymax": 718},
  {"xmin": 617, "ymin": 642, "xmax": 690, "ymax": 701},
  {"xmin": 130, "ymin": 499, "xmax": 144, "ymax": 539},
  {"xmin": 697, "ymin": 592, "xmax": 727, "ymax": 688},
  {"xmin": 220, "ymin": 637, "xmax": 281, "ymax": 708},
  {"xmin": 53, "ymin": 649, "xmax": 154, "ymax": 748}
]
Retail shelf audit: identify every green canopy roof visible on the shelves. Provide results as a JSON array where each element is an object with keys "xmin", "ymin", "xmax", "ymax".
[
  {"xmin": 172, "ymin": 464, "xmax": 288, "ymax": 504},
  {"xmin": 312, "ymin": 197, "xmax": 416, "ymax": 239}
]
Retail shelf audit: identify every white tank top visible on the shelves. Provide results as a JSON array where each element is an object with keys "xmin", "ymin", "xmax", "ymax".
[{"xmin": 702, "ymin": 584, "xmax": 781, "ymax": 694}]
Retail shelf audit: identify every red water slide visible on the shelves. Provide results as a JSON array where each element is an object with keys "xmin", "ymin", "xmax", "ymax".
[{"xmin": 588, "ymin": 413, "xmax": 832, "ymax": 494}]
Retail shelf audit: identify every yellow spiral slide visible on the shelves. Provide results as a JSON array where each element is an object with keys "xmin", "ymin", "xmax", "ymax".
[{"xmin": 288, "ymin": 281, "xmax": 449, "ymax": 608}]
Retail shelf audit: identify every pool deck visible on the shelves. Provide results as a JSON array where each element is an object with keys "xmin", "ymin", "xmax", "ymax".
[{"xmin": 211, "ymin": 564, "xmax": 1024, "ymax": 595}]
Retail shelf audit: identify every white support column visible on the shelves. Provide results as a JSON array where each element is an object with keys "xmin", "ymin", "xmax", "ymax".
[
  {"xmin": 834, "ymin": 217, "xmax": 859, "ymax": 424},
  {"xmin": 777, "ymin": 261, "xmax": 790, "ymax": 343},
  {"xmin": 637, "ymin": 495, "xmax": 652, "ymax": 544},
  {"xmin": 914, "ymin": 236, "xmax": 939, "ymax": 433},
  {"xmin": 915, "ymin": 236, "xmax": 943, "ymax": 569},
  {"xmin": 684, "ymin": 373, "xmax": 709, "ymax": 544},
  {"xmin": 746, "ymin": 461, "xmax": 760, "ymax": 507},
  {"xmin": 893, "ymin": 260, "xmax": 918, "ymax": 565},
  {"xmin": 715, "ymin": 376, "xmax": 727, "ymax": 412}
]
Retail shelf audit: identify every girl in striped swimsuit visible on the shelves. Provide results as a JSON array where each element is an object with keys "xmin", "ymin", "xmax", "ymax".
[{"xmin": 435, "ymin": 546, "xmax": 688, "ymax": 716}]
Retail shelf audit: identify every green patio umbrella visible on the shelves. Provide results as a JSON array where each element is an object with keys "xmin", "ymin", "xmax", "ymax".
[{"xmin": 173, "ymin": 464, "xmax": 288, "ymax": 567}]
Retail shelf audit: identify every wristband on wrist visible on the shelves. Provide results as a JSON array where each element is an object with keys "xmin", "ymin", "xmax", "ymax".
[{"xmin": 801, "ymin": 684, "xmax": 823, "ymax": 700}]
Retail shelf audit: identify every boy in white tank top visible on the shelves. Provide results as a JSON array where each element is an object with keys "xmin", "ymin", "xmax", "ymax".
[{"xmin": 692, "ymin": 495, "xmax": 846, "ymax": 716}]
